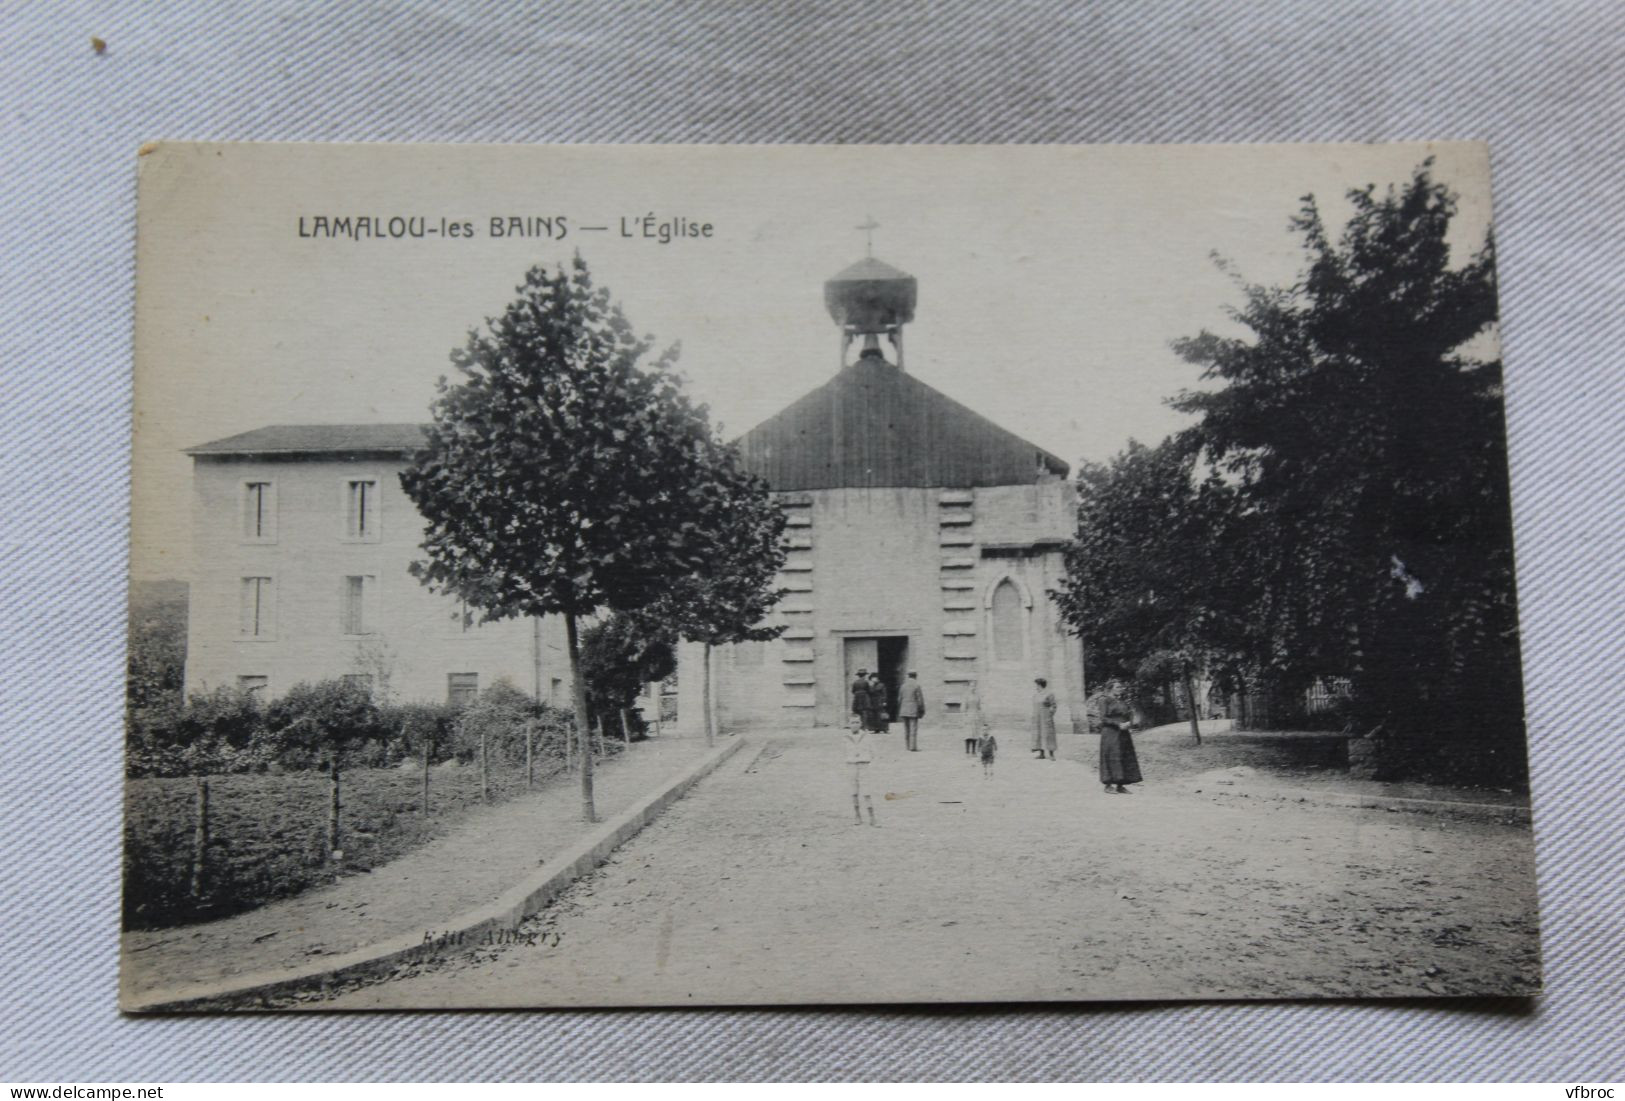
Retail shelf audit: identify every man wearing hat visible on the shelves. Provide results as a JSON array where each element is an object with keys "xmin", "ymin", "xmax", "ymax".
[{"xmin": 898, "ymin": 671, "xmax": 926, "ymax": 751}]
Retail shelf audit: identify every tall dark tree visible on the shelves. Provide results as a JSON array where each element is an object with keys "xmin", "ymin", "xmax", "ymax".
[
  {"xmin": 402, "ymin": 256, "xmax": 773, "ymax": 820},
  {"xmin": 1054, "ymin": 436, "xmax": 1242, "ymax": 743},
  {"xmin": 1170, "ymin": 163, "xmax": 1523, "ymax": 783}
]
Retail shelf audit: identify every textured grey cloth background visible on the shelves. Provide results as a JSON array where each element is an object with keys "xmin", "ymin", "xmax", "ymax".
[{"xmin": 2, "ymin": 0, "xmax": 1621, "ymax": 1083}]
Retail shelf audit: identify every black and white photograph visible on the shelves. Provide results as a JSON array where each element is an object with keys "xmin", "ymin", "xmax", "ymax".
[{"xmin": 121, "ymin": 141, "xmax": 1540, "ymax": 1011}]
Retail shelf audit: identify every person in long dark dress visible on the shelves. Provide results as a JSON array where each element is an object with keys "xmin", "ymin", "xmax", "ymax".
[
  {"xmin": 850, "ymin": 668, "xmax": 871, "ymax": 726},
  {"xmin": 1097, "ymin": 694, "xmax": 1143, "ymax": 794},
  {"xmin": 865, "ymin": 672, "xmax": 889, "ymax": 734}
]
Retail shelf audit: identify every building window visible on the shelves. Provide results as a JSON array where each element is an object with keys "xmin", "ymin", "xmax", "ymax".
[
  {"xmin": 448, "ymin": 596, "xmax": 477, "ymax": 634},
  {"xmin": 991, "ymin": 578, "xmax": 1025, "ymax": 661},
  {"xmin": 241, "ymin": 481, "xmax": 276, "ymax": 542},
  {"xmin": 344, "ymin": 479, "xmax": 380, "ymax": 541},
  {"xmin": 342, "ymin": 673, "xmax": 374, "ymax": 697},
  {"xmin": 237, "ymin": 674, "xmax": 269, "ymax": 700},
  {"xmin": 448, "ymin": 672, "xmax": 479, "ymax": 707},
  {"xmin": 341, "ymin": 575, "xmax": 377, "ymax": 635},
  {"xmin": 239, "ymin": 576, "xmax": 275, "ymax": 638}
]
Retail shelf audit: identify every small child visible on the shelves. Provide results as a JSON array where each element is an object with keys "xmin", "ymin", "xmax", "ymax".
[
  {"xmin": 843, "ymin": 714, "xmax": 878, "ymax": 826},
  {"xmin": 978, "ymin": 729, "xmax": 998, "ymax": 779}
]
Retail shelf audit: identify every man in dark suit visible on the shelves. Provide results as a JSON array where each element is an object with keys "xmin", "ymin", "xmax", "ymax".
[{"xmin": 899, "ymin": 671, "xmax": 926, "ymax": 751}]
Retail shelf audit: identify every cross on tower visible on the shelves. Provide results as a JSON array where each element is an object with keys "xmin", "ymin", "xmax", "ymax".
[{"xmin": 856, "ymin": 215, "xmax": 879, "ymax": 257}]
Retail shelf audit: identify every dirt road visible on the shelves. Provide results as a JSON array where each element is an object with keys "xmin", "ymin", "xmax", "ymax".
[{"xmin": 323, "ymin": 726, "xmax": 1540, "ymax": 1008}]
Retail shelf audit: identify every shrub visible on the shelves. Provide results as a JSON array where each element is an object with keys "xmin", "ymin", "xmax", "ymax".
[
  {"xmin": 580, "ymin": 613, "xmax": 676, "ymax": 738},
  {"xmin": 383, "ymin": 700, "xmax": 462, "ymax": 766},
  {"xmin": 126, "ymin": 686, "xmax": 270, "ymax": 778},
  {"xmin": 451, "ymin": 679, "xmax": 581, "ymax": 766},
  {"xmin": 263, "ymin": 678, "xmax": 392, "ymax": 769}
]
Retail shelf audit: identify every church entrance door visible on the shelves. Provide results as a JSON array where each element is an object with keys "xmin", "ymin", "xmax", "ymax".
[{"xmin": 842, "ymin": 636, "xmax": 909, "ymax": 722}]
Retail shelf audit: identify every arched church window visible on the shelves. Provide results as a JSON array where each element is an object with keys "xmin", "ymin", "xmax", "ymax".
[{"xmin": 991, "ymin": 578, "xmax": 1025, "ymax": 662}]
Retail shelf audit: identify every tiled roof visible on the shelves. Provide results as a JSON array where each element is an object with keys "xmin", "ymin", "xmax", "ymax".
[
  {"xmin": 736, "ymin": 357, "xmax": 1070, "ymax": 491},
  {"xmin": 185, "ymin": 423, "xmax": 429, "ymax": 456}
]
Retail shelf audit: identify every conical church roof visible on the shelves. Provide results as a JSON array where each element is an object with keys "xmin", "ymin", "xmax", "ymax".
[{"xmin": 735, "ymin": 356, "xmax": 1069, "ymax": 491}]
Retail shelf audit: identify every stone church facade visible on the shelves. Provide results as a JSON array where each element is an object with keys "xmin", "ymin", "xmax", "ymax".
[{"xmin": 674, "ymin": 255, "xmax": 1088, "ymax": 735}]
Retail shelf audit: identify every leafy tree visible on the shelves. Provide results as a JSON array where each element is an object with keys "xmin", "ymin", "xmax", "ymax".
[
  {"xmin": 639, "ymin": 472, "xmax": 787, "ymax": 744},
  {"xmin": 1168, "ymin": 163, "xmax": 1523, "ymax": 783},
  {"xmin": 263, "ymin": 678, "xmax": 390, "ymax": 768},
  {"xmin": 401, "ymin": 256, "xmax": 782, "ymax": 819},
  {"xmin": 127, "ymin": 685, "xmax": 269, "ymax": 777},
  {"xmin": 1054, "ymin": 437, "xmax": 1241, "ymax": 744},
  {"xmin": 264, "ymin": 678, "xmax": 393, "ymax": 857},
  {"xmin": 580, "ymin": 612, "xmax": 679, "ymax": 736},
  {"xmin": 126, "ymin": 581, "xmax": 188, "ymax": 748}
]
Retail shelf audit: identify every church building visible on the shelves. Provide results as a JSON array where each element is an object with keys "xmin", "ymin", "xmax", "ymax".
[{"xmin": 673, "ymin": 254, "xmax": 1088, "ymax": 735}]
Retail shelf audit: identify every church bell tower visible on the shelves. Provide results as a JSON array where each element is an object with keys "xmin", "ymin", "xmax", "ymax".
[{"xmin": 824, "ymin": 218, "xmax": 918, "ymax": 370}]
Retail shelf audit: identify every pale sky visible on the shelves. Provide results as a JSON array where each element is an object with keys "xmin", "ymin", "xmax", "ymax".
[{"xmin": 131, "ymin": 142, "xmax": 1495, "ymax": 581}]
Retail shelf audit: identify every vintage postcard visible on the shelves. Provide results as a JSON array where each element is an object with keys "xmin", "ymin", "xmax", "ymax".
[{"xmin": 124, "ymin": 142, "xmax": 1540, "ymax": 1010}]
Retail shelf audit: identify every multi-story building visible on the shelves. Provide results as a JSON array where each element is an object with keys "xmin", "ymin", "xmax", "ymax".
[{"xmin": 183, "ymin": 424, "xmax": 571, "ymax": 706}]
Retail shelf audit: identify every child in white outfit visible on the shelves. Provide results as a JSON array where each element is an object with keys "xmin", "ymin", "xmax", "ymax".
[{"xmin": 844, "ymin": 714, "xmax": 878, "ymax": 826}]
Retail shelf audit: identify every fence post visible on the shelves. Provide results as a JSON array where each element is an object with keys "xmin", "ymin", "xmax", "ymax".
[
  {"xmin": 327, "ymin": 759, "xmax": 341, "ymax": 861},
  {"xmin": 421, "ymin": 733, "xmax": 431, "ymax": 817},
  {"xmin": 190, "ymin": 776, "xmax": 209, "ymax": 900},
  {"xmin": 619, "ymin": 708, "xmax": 633, "ymax": 748},
  {"xmin": 595, "ymin": 716, "xmax": 606, "ymax": 757},
  {"xmin": 526, "ymin": 720, "xmax": 535, "ymax": 790}
]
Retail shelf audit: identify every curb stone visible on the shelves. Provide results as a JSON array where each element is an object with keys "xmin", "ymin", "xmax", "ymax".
[
  {"xmin": 1190, "ymin": 781, "xmax": 1531, "ymax": 823},
  {"xmin": 122, "ymin": 735, "xmax": 746, "ymax": 1012}
]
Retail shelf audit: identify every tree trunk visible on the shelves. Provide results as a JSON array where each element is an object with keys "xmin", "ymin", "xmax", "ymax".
[
  {"xmin": 566, "ymin": 610, "xmax": 596, "ymax": 822},
  {"xmin": 421, "ymin": 734, "xmax": 431, "ymax": 817},
  {"xmin": 619, "ymin": 708, "xmax": 632, "ymax": 748},
  {"xmin": 327, "ymin": 757, "xmax": 341, "ymax": 860},
  {"xmin": 525, "ymin": 720, "xmax": 535, "ymax": 789},
  {"xmin": 1183, "ymin": 670, "xmax": 1202, "ymax": 745},
  {"xmin": 190, "ymin": 776, "xmax": 209, "ymax": 900},
  {"xmin": 595, "ymin": 715, "xmax": 607, "ymax": 757},
  {"xmin": 480, "ymin": 726, "xmax": 490, "ymax": 803},
  {"xmin": 703, "ymin": 641, "xmax": 715, "ymax": 747}
]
